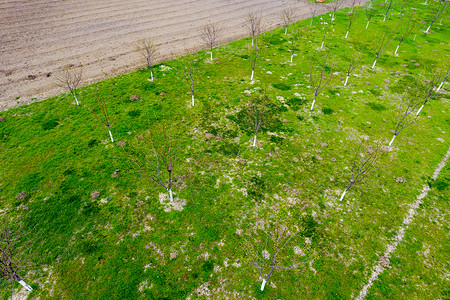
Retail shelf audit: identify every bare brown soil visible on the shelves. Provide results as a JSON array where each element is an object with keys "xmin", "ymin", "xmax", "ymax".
[{"xmin": 0, "ymin": 0, "xmax": 361, "ymax": 111}]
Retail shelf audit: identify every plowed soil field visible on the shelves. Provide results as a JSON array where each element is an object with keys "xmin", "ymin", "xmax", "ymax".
[{"xmin": 0, "ymin": 0, "xmax": 358, "ymax": 111}]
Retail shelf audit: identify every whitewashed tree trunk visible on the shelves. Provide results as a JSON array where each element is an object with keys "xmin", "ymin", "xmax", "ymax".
[
  {"xmin": 168, "ymin": 188, "xmax": 173, "ymax": 202},
  {"xmin": 339, "ymin": 189, "xmax": 347, "ymax": 201},
  {"xmin": 344, "ymin": 76, "xmax": 349, "ymax": 87},
  {"xmin": 383, "ymin": 15, "xmax": 387, "ymax": 22},
  {"xmin": 73, "ymin": 93, "xmax": 79, "ymax": 105},
  {"xmin": 372, "ymin": 59, "xmax": 378, "ymax": 69},
  {"xmin": 18, "ymin": 280, "xmax": 33, "ymax": 292},
  {"xmin": 192, "ymin": 94, "xmax": 195, "ymax": 106},
  {"xmin": 320, "ymin": 41, "xmax": 324, "ymax": 49},
  {"xmin": 416, "ymin": 104, "xmax": 424, "ymax": 115},
  {"xmin": 210, "ymin": 51, "xmax": 213, "ymax": 61},
  {"xmin": 345, "ymin": 31, "xmax": 349, "ymax": 38},
  {"xmin": 252, "ymin": 135, "xmax": 257, "ymax": 147},
  {"xmin": 261, "ymin": 279, "xmax": 267, "ymax": 291},
  {"xmin": 413, "ymin": 34, "xmax": 417, "ymax": 40},
  {"xmin": 285, "ymin": 27, "xmax": 288, "ymax": 35},
  {"xmin": 394, "ymin": 44, "xmax": 400, "ymax": 55},
  {"xmin": 310, "ymin": 18, "xmax": 314, "ymax": 25},
  {"xmin": 332, "ymin": 12, "xmax": 335, "ymax": 21},
  {"xmin": 251, "ymin": 38, "xmax": 254, "ymax": 46},
  {"xmin": 150, "ymin": 69, "xmax": 154, "ymax": 81},
  {"xmin": 310, "ymin": 99, "xmax": 316, "ymax": 110},
  {"xmin": 389, "ymin": 135, "xmax": 396, "ymax": 146},
  {"xmin": 437, "ymin": 81, "xmax": 444, "ymax": 92},
  {"xmin": 366, "ymin": 20, "xmax": 370, "ymax": 29},
  {"xmin": 425, "ymin": 24, "xmax": 432, "ymax": 33},
  {"xmin": 108, "ymin": 127, "xmax": 114, "ymax": 143},
  {"xmin": 251, "ymin": 70, "xmax": 254, "ymax": 81},
  {"xmin": 290, "ymin": 54, "xmax": 294, "ymax": 63}
]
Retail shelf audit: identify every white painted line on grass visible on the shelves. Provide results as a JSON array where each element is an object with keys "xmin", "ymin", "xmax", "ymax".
[{"xmin": 355, "ymin": 145, "xmax": 450, "ymax": 300}]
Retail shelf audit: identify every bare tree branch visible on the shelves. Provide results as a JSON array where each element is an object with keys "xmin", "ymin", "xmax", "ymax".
[
  {"xmin": 55, "ymin": 64, "xmax": 82, "ymax": 105},
  {"xmin": 309, "ymin": 51, "xmax": 335, "ymax": 110},
  {"xmin": 200, "ymin": 22, "xmax": 221, "ymax": 61},
  {"xmin": 281, "ymin": 5, "xmax": 297, "ymax": 35},
  {"xmin": 244, "ymin": 11, "xmax": 263, "ymax": 47},
  {"xmin": 89, "ymin": 90, "xmax": 117, "ymax": 143},
  {"xmin": 136, "ymin": 38, "xmax": 159, "ymax": 81}
]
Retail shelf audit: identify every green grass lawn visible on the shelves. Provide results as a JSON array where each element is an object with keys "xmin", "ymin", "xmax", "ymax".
[{"xmin": 0, "ymin": 0, "xmax": 449, "ymax": 299}]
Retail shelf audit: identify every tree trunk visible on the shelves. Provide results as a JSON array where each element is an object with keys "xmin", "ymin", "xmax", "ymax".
[
  {"xmin": 425, "ymin": 23, "xmax": 432, "ymax": 33},
  {"xmin": 389, "ymin": 134, "xmax": 396, "ymax": 146},
  {"xmin": 290, "ymin": 54, "xmax": 294, "ymax": 63},
  {"xmin": 251, "ymin": 70, "xmax": 254, "ymax": 81},
  {"xmin": 310, "ymin": 18, "xmax": 314, "ymax": 25},
  {"xmin": 320, "ymin": 41, "xmax": 324, "ymax": 49},
  {"xmin": 416, "ymin": 104, "xmax": 424, "ymax": 115},
  {"xmin": 332, "ymin": 12, "xmax": 335, "ymax": 21},
  {"xmin": 168, "ymin": 188, "xmax": 173, "ymax": 202},
  {"xmin": 285, "ymin": 27, "xmax": 288, "ymax": 35},
  {"xmin": 310, "ymin": 97, "xmax": 316, "ymax": 110},
  {"xmin": 108, "ymin": 127, "xmax": 114, "ymax": 143},
  {"xmin": 339, "ymin": 189, "xmax": 347, "ymax": 201},
  {"xmin": 260, "ymin": 279, "xmax": 267, "ymax": 291},
  {"xmin": 366, "ymin": 20, "xmax": 370, "ymax": 29},
  {"xmin": 251, "ymin": 38, "xmax": 254, "ymax": 47},
  {"xmin": 73, "ymin": 93, "xmax": 79, "ymax": 105},
  {"xmin": 383, "ymin": 14, "xmax": 387, "ymax": 22},
  {"xmin": 344, "ymin": 76, "xmax": 349, "ymax": 87},
  {"xmin": 345, "ymin": 31, "xmax": 349, "ymax": 38},
  {"xmin": 437, "ymin": 81, "xmax": 444, "ymax": 92},
  {"xmin": 394, "ymin": 44, "xmax": 400, "ymax": 55},
  {"xmin": 252, "ymin": 135, "xmax": 257, "ymax": 147},
  {"xmin": 192, "ymin": 94, "xmax": 195, "ymax": 106},
  {"xmin": 210, "ymin": 50, "xmax": 213, "ymax": 61},
  {"xmin": 372, "ymin": 59, "xmax": 377, "ymax": 69},
  {"xmin": 150, "ymin": 69, "xmax": 154, "ymax": 81},
  {"xmin": 18, "ymin": 280, "xmax": 33, "ymax": 292}
]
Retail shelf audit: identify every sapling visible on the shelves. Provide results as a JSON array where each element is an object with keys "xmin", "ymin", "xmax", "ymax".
[
  {"xmin": 249, "ymin": 34, "xmax": 263, "ymax": 81},
  {"xmin": 200, "ymin": 22, "xmax": 221, "ymax": 61},
  {"xmin": 416, "ymin": 70, "xmax": 442, "ymax": 115},
  {"xmin": 128, "ymin": 123, "xmax": 180, "ymax": 203},
  {"xmin": 308, "ymin": 2, "xmax": 320, "ymax": 26},
  {"xmin": 371, "ymin": 29, "xmax": 395, "ymax": 68},
  {"xmin": 309, "ymin": 52, "xmax": 335, "ymax": 110},
  {"xmin": 364, "ymin": 3, "xmax": 377, "ymax": 29},
  {"xmin": 136, "ymin": 38, "xmax": 158, "ymax": 81},
  {"xmin": 246, "ymin": 93, "xmax": 268, "ymax": 148},
  {"xmin": 242, "ymin": 205, "xmax": 311, "ymax": 291},
  {"xmin": 55, "ymin": 64, "xmax": 82, "ymax": 105},
  {"xmin": 394, "ymin": 12, "xmax": 416, "ymax": 55},
  {"xmin": 330, "ymin": 0, "xmax": 345, "ymax": 21},
  {"xmin": 340, "ymin": 141, "xmax": 383, "ymax": 201},
  {"xmin": 0, "ymin": 222, "xmax": 33, "ymax": 292},
  {"xmin": 281, "ymin": 5, "xmax": 296, "ymax": 35},
  {"xmin": 180, "ymin": 53, "xmax": 198, "ymax": 106},
  {"xmin": 289, "ymin": 26, "xmax": 303, "ymax": 63},
  {"xmin": 345, "ymin": 9, "xmax": 358, "ymax": 39},
  {"xmin": 388, "ymin": 91, "xmax": 421, "ymax": 146},
  {"xmin": 344, "ymin": 48, "xmax": 361, "ymax": 87},
  {"xmin": 244, "ymin": 11, "xmax": 263, "ymax": 47},
  {"xmin": 383, "ymin": 0, "xmax": 395, "ymax": 22},
  {"xmin": 425, "ymin": 0, "xmax": 449, "ymax": 33},
  {"xmin": 89, "ymin": 90, "xmax": 117, "ymax": 143}
]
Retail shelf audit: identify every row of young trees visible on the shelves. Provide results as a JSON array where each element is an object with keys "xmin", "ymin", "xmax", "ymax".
[{"xmin": 5, "ymin": 0, "xmax": 448, "ymax": 294}]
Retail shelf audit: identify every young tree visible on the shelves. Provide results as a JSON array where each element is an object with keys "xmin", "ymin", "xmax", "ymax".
[
  {"xmin": 330, "ymin": 0, "xmax": 345, "ymax": 21},
  {"xmin": 383, "ymin": 0, "xmax": 395, "ymax": 22},
  {"xmin": 345, "ymin": 9, "xmax": 358, "ymax": 39},
  {"xmin": 394, "ymin": 12, "xmax": 416, "ymax": 55},
  {"xmin": 241, "ymin": 205, "xmax": 311, "ymax": 291},
  {"xmin": 388, "ymin": 91, "xmax": 421, "ymax": 146},
  {"xmin": 309, "ymin": 52, "xmax": 335, "ymax": 110},
  {"xmin": 436, "ymin": 65, "xmax": 450, "ymax": 92},
  {"xmin": 89, "ymin": 90, "xmax": 117, "ymax": 143},
  {"xmin": 55, "ymin": 64, "xmax": 82, "ymax": 105},
  {"xmin": 0, "ymin": 222, "xmax": 33, "ymax": 292},
  {"xmin": 136, "ymin": 38, "xmax": 158, "ymax": 81},
  {"xmin": 425, "ymin": 0, "xmax": 449, "ymax": 33},
  {"xmin": 249, "ymin": 34, "xmax": 263, "ymax": 81},
  {"xmin": 244, "ymin": 11, "xmax": 263, "ymax": 47},
  {"xmin": 308, "ymin": 2, "xmax": 320, "ymax": 26},
  {"xmin": 180, "ymin": 53, "xmax": 198, "ymax": 106},
  {"xmin": 340, "ymin": 140, "xmax": 383, "ymax": 201},
  {"xmin": 416, "ymin": 70, "xmax": 442, "ymax": 115},
  {"xmin": 200, "ymin": 22, "xmax": 221, "ymax": 61},
  {"xmin": 281, "ymin": 5, "xmax": 297, "ymax": 35},
  {"xmin": 344, "ymin": 47, "xmax": 361, "ymax": 87},
  {"xmin": 289, "ymin": 26, "xmax": 303, "ymax": 63},
  {"xmin": 246, "ymin": 93, "xmax": 268, "ymax": 148},
  {"xmin": 127, "ymin": 123, "xmax": 180, "ymax": 203},
  {"xmin": 371, "ymin": 29, "xmax": 396, "ymax": 69},
  {"xmin": 364, "ymin": 3, "xmax": 377, "ymax": 29}
]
